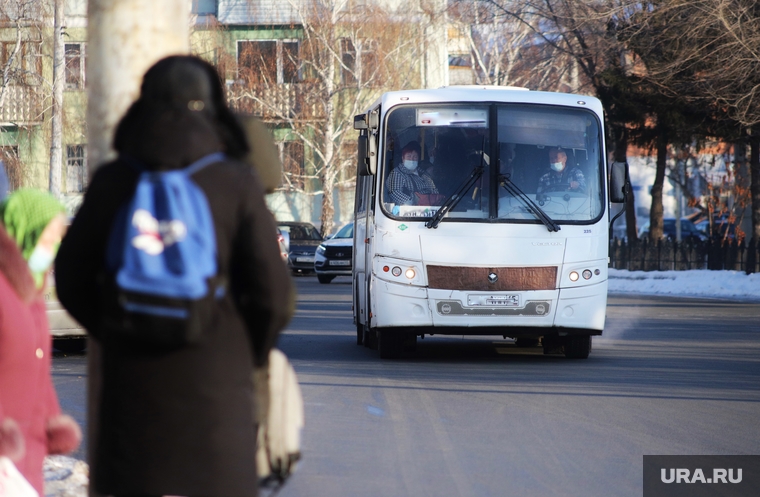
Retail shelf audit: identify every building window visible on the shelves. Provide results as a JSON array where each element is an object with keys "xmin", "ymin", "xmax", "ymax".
[
  {"xmin": 238, "ymin": 40, "xmax": 299, "ymax": 87},
  {"xmin": 0, "ymin": 146, "xmax": 21, "ymax": 191},
  {"xmin": 448, "ymin": 53, "xmax": 474, "ymax": 85},
  {"xmin": 66, "ymin": 145, "xmax": 87, "ymax": 193},
  {"xmin": 192, "ymin": 0, "xmax": 216, "ymax": 15},
  {"xmin": 340, "ymin": 38, "xmax": 378, "ymax": 86},
  {"xmin": 0, "ymin": 41, "xmax": 42, "ymax": 84},
  {"xmin": 65, "ymin": 43, "xmax": 85, "ymax": 90},
  {"xmin": 281, "ymin": 141, "xmax": 304, "ymax": 190}
]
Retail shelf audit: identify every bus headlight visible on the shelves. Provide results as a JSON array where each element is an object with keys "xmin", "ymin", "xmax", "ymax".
[
  {"xmin": 392, "ymin": 266, "xmax": 402, "ymax": 277},
  {"xmin": 569, "ymin": 271, "xmax": 579, "ymax": 282},
  {"xmin": 582, "ymin": 269, "xmax": 593, "ymax": 280},
  {"xmin": 405, "ymin": 268, "xmax": 416, "ymax": 279}
]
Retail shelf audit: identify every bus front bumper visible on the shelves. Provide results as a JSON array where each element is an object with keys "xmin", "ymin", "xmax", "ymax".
[{"xmin": 370, "ymin": 278, "xmax": 607, "ymax": 333}]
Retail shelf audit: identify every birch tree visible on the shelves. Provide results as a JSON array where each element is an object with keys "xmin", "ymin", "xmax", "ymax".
[
  {"xmin": 0, "ymin": 0, "xmax": 48, "ymax": 190},
  {"xmin": 226, "ymin": 0, "xmax": 427, "ymax": 235}
]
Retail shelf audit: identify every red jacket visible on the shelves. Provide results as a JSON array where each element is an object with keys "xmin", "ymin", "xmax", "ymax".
[{"xmin": 0, "ymin": 224, "xmax": 78, "ymax": 495}]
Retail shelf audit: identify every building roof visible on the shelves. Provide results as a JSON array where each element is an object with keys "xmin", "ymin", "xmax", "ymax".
[{"xmin": 218, "ymin": 0, "xmax": 303, "ymax": 25}]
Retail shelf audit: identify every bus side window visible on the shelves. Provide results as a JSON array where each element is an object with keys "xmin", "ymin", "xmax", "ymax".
[{"xmin": 355, "ymin": 175, "xmax": 367, "ymax": 215}]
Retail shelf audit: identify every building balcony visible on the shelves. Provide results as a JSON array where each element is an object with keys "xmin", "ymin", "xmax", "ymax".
[
  {"xmin": 0, "ymin": 85, "xmax": 44, "ymax": 125},
  {"xmin": 226, "ymin": 82, "xmax": 325, "ymax": 122}
]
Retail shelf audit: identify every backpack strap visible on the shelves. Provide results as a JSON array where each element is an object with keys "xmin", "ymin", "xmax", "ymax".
[
  {"xmin": 184, "ymin": 152, "xmax": 227, "ymax": 175},
  {"xmin": 118, "ymin": 152, "xmax": 226, "ymax": 175}
]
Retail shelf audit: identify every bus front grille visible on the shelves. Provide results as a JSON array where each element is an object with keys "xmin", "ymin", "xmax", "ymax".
[{"xmin": 426, "ymin": 265, "xmax": 557, "ymax": 291}]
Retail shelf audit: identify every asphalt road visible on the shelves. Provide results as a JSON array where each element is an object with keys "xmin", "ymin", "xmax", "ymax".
[{"xmin": 51, "ymin": 276, "xmax": 760, "ymax": 496}]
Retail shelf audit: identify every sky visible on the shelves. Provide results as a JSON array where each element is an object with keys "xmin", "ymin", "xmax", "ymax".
[{"xmin": 608, "ymin": 268, "xmax": 760, "ymax": 301}]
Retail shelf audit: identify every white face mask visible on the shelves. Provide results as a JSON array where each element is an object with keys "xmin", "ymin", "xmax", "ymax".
[
  {"xmin": 550, "ymin": 161, "xmax": 565, "ymax": 172},
  {"xmin": 28, "ymin": 245, "xmax": 55, "ymax": 273},
  {"xmin": 403, "ymin": 160, "xmax": 419, "ymax": 171}
]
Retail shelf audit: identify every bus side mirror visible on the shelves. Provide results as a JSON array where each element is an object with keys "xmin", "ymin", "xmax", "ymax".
[
  {"xmin": 354, "ymin": 114, "xmax": 368, "ymax": 130},
  {"xmin": 357, "ymin": 133, "xmax": 377, "ymax": 176},
  {"xmin": 609, "ymin": 161, "xmax": 628, "ymax": 203}
]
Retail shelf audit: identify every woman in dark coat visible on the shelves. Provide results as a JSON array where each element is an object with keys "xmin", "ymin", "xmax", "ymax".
[{"xmin": 55, "ymin": 56, "xmax": 292, "ymax": 497}]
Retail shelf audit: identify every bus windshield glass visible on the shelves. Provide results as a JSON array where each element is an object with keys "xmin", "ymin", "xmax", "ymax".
[{"xmin": 381, "ymin": 103, "xmax": 603, "ymax": 223}]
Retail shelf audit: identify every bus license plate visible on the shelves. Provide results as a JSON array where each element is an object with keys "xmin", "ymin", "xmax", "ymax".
[{"xmin": 486, "ymin": 295, "xmax": 519, "ymax": 307}]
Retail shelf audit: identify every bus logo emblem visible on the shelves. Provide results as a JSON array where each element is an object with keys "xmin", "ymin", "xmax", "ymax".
[
  {"xmin": 441, "ymin": 303, "xmax": 452, "ymax": 314},
  {"xmin": 488, "ymin": 272, "xmax": 498, "ymax": 283}
]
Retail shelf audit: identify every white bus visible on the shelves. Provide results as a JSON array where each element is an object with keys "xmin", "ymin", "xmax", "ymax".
[{"xmin": 352, "ymin": 86, "xmax": 627, "ymax": 359}]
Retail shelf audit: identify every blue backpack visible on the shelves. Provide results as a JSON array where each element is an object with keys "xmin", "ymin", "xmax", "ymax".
[{"xmin": 103, "ymin": 152, "xmax": 226, "ymax": 348}]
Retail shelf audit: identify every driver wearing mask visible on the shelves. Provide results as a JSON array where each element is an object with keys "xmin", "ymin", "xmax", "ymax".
[
  {"xmin": 387, "ymin": 141, "xmax": 439, "ymax": 206},
  {"xmin": 536, "ymin": 147, "xmax": 586, "ymax": 197}
]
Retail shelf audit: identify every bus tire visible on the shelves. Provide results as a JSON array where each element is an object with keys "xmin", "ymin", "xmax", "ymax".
[
  {"xmin": 564, "ymin": 335, "xmax": 591, "ymax": 359},
  {"xmin": 364, "ymin": 328, "xmax": 378, "ymax": 350},
  {"xmin": 378, "ymin": 329, "xmax": 403, "ymax": 359},
  {"xmin": 356, "ymin": 323, "xmax": 364, "ymax": 345}
]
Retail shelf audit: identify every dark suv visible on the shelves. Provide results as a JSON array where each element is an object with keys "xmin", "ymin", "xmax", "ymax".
[
  {"xmin": 638, "ymin": 218, "xmax": 708, "ymax": 242},
  {"xmin": 277, "ymin": 222, "xmax": 323, "ymax": 274}
]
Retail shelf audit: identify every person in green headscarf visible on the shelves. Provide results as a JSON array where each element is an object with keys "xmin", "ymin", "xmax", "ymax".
[
  {"xmin": 0, "ymin": 188, "xmax": 81, "ymax": 496},
  {"xmin": 0, "ymin": 188, "xmax": 67, "ymax": 288}
]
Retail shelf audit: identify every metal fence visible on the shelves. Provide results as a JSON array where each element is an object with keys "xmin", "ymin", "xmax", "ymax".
[{"xmin": 609, "ymin": 237, "xmax": 760, "ymax": 274}]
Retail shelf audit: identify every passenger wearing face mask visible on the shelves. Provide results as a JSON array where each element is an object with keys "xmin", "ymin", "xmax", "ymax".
[
  {"xmin": 0, "ymin": 189, "xmax": 82, "ymax": 496},
  {"xmin": 386, "ymin": 141, "xmax": 439, "ymax": 206},
  {"xmin": 536, "ymin": 147, "xmax": 586, "ymax": 198}
]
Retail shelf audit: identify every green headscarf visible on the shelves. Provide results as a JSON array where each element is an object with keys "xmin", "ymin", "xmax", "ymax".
[{"xmin": 0, "ymin": 188, "xmax": 66, "ymax": 286}]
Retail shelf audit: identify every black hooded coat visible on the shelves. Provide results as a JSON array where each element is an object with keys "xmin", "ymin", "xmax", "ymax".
[{"xmin": 55, "ymin": 56, "xmax": 292, "ymax": 497}]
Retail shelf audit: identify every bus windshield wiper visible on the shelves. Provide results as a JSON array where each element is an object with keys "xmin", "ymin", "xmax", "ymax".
[
  {"xmin": 426, "ymin": 166, "xmax": 485, "ymax": 229},
  {"xmin": 499, "ymin": 174, "xmax": 560, "ymax": 232}
]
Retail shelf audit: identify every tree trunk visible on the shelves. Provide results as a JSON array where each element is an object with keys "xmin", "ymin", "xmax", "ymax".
[
  {"xmin": 48, "ymin": 0, "xmax": 64, "ymax": 198},
  {"xmin": 86, "ymin": 2, "xmax": 190, "ymax": 496},
  {"xmin": 750, "ymin": 131, "xmax": 760, "ymax": 240},
  {"xmin": 612, "ymin": 125, "xmax": 638, "ymax": 241},
  {"xmin": 649, "ymin": 131, "xmax": 668, "ymax": 240}
]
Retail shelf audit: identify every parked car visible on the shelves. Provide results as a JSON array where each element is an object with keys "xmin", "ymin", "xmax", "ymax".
[
  {"xmin": 314, "ymin": 222, "xmax": 353, "ymax": 284},
  {"xmin": 277, "ymin": 221, "xmax": 323, "ymax": 274},
  {"xmin": 638, "ymin": 218, "xmax": 708, "ymax": 242},
  {"xmin": 45, "ymin": 272, "xmax": 88, "ymax": 353},
  {"xmin": 695, "ymin": 216, "xmax": 739, "ymax": 242}
]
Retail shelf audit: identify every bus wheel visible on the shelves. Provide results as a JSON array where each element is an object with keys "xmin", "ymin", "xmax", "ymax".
[
  {"xmin": 364, "ymin": 328, "xmax": 378, "ymax": 350},
  {"xmin": 356, "ymin": 323, "xmax": 364, "ymax": 345},
  {"xmin": 564, "ymin": 335, "xmax": 591, "ymax": 359},
  {"xmin": 378, "ymin": 330, "xmax": 404, "ymax": 359}
]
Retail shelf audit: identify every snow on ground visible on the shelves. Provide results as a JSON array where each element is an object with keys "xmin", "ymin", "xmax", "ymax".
[
  {"xmin": 609, "ymin": 268, "xmax": 760, "ymax": 301},
  {"xmin": 44, "ymin": 456, "xmax": 88, "ymax": 497}
]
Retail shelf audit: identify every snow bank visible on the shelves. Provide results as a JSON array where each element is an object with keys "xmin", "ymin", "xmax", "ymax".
[{"xmin": 609, "ymin": 268, "xmax": 760, "ymax": 301}]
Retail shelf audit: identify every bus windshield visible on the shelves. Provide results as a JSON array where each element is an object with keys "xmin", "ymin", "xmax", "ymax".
[{"xmin": 380, "ymin": 103, "xmax": 603, "ymax": 224}]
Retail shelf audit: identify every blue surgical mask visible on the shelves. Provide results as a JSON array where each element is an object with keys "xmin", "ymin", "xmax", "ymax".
[
  {"xmin": 550, "ymin": 162, "xmax": 565, "ymax": 172},
  {"xmin": 28, "ymin": 245, "xmax": 55, "ymax": 273},
  {"xmin": 403, "ymin": 160, "xmax": 419, "ymax": 171}
]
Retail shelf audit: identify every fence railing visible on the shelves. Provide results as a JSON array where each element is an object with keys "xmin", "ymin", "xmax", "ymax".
[{"xmin": 609, "ymin": 237, "xmax": 759, "ymax": 274}]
